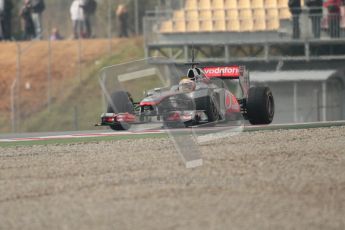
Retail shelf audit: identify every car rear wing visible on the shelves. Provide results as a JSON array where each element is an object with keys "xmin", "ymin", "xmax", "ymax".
[
  {"xmin": 203, "ymin": 66, "xmax": 240, "ymax": 79},
  {"xmin": 239, "ymin": 66, "xmax": 250, "ymax": 99},
  {"xmin": 202, "ymin": 66, "xmax": 250, "ymax": 98}
]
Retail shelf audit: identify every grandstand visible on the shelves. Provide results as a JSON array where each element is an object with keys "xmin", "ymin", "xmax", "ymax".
[
  {"xmin": 143, "ymin": 0, "xmax": 345, "ymax": 65},
  {"xmin": 160, "ymin": 0, "xmax": 292, "ymax": 33}
]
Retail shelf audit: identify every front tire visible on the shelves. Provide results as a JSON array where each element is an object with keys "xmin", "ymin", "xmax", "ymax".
[
  {"xmin": 107, "ymin": 91, "xmax": 134, "ymax": 131},
  {"xmin": 246, "ymin": 87, "xmax": 274, "ymax": 125},
  {"xmin": 204, "ymin": 95, "xmax": 219, "ymax": 122}
]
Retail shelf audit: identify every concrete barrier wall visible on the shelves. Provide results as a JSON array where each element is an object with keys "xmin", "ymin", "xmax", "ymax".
[{"xmin": 252, "ymin": 70, "xmax": 345, "ymax": 124}]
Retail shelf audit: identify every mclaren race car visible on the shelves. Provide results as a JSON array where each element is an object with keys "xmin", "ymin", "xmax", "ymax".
[{"xmin": 96, "ymin": 64, "xmax": 274, "ymax": 131}]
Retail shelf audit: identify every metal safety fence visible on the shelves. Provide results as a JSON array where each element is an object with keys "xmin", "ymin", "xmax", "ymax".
[{"xmin": 1, "ymin": 0, "xmax": 150, "ymax": 133}]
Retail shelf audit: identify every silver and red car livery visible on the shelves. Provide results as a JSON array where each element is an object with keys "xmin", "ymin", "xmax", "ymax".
[{"xmin": 97, "ymin": 64, "xmax": 274, "ymax": 130}]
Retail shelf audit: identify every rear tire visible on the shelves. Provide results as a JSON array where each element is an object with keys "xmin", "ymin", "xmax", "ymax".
[
  {"xmin": 107, "ymin": 91, "xmax": 134, "ymax": 131},
  {"xmin": 246, "ymin": 87, "xmax": 274, "ymax": 125}
]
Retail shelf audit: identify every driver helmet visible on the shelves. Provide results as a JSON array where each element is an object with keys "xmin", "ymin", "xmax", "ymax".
[{"xmin": 179, "ymin": 78, "xmax": 196, "ymax": 92}]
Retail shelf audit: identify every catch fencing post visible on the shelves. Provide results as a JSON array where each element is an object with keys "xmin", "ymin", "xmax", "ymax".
[
  {"xmin": 293, "ymin": 82, "xmax": 298, "ymax": 123},
  {"xmin": 322, "ymin": 82, "xmax": 327, "ymax": 121},
  {"xmin": 47, "ymin": 22, "xmax": 52, "ymax": 111},
  {"xmin": 10, "ymin": 79, "xmax": 17, "ymax": 133},
  {"xmin": 10, "ymin": 42, "xmax": 22, "ymax": 133},
  {"xmin": 134, "ymin": 0, "xmax": 139, "ymax": 35},
  {"xmin": 107, "ymin": 0, "xmax": 112, "ymax": 54}
]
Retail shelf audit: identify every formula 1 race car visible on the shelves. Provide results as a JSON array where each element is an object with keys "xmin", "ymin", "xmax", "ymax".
[{"xmin": 96, "ymin": 64, "xmax": 274, "ymax": 131}]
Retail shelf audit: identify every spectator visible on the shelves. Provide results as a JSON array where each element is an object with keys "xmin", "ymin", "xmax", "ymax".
[
  {"xmin": 0, "ymin": 0, "xmax": 3, "ymax": 40},
  {"xmin": 20, "ymin": 0, "xmax": 35, "ymax": 40},
  {"xmin": 50, "ymin": 27, "xmax": 63, "ymax": 40},
  {"xmin": 3, "ymin": 0, "xmax": 13, "ymax": 40},
  {"xmin": 70, "ymin": 0, "xmax": 84, "ymax": 39},
  {"xmin": 31, "ymin": 0, "xmax": 45, "ymax": 40},
  {"xmin": 288, "ymin": 0, "xmax": 302, "ymax": 39},
  {"xmin": 81, "ymin": 0, "xmax": 97, "ymax": 38},
  {"xmin": 116, "ymin": 4, "xmax": 129, "ymax": 38},
  {"xmin": 325, "ymin": 0, "xmax": 342, "ymax": 37},
  {"xmin": 306, "ymin": 0, "xmax": 323, "ymax": 38}
]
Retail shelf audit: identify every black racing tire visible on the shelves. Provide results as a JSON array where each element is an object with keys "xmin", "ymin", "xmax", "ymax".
[
  {"xmin": 107, "ymin": 91, "xmax": 134, "ymax": 131},
  {"xmin": 246, "ymin": 87, "xmax": 274, "ymax": 125},
  {"xmin": 204, "ymin": 95, "xmax": 219, "ymax": 122}
]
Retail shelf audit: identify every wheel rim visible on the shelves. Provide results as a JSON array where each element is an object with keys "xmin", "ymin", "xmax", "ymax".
[
  {"xmin": 266, "ymin": 94, "xmax": 274, "ymax": 118},
  {"xmin": 211, "ymin": 97, "xmax": 219, "ymax": 121}
]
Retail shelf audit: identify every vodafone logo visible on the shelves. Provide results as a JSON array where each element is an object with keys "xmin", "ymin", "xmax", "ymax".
[{"xmin": 203, "ymin": 66, "xmax": 240, "ymax": 78}]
